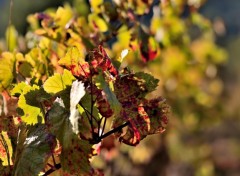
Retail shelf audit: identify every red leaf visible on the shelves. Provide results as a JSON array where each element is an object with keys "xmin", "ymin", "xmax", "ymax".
[{"xmin": 89, "ymin": 45, "xmax": 118, "ymax": 76}]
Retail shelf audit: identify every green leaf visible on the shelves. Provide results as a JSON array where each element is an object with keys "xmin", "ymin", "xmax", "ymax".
[
  {"xmin": 78, "ymin": 92, "xmax": 101, "ymax": 140},
  {"xmin": 18, "ymin": 62, "xmax": 33, "ymax": 78},
  {"xmin": 115, "ymin": 72, "xmax": 159, "ymax": 101},
  {"xmin": 135, "ymin": 72, "xmax": 159, "ymax": 93},
  {"xmin": 24, "ymin": 47, "xmax": 48, "ymax": 78},
  {"xmin": 13, "ymin": 125, "xmax": 56, "ymax": 176},
  {"xmin": 43, "ymin": 69, "xmax": 75, "ymax": 94},
  {"xmin": 5, "ymin": 25, "xmax": 18, "ymax": 52},
  {"xmin": 48, "ymin": 102, "xmax": 93, "ymax": 175},
  {"xmin": 95, "ymin": 73, "xmax": 121, "ymax": 116},
  {"xmin": 11, "ymin": 82, "xmax": 28, "ymax": 97},
  {"xmin": 0, "ymin": 52, "xmax": 15, "ymax": 92},
  {"xmin": 18, "ymin": 85, "xmax": 44, "ymax": 125}
]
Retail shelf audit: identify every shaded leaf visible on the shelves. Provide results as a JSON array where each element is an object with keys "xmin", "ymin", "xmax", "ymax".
[
  {"xmin": 47, "ymin": 102, "xmax": 94, "ymax": 175},
  {"xmin": 13, "ymin": 125, "xmax": 56, "ymax": 176},
  {"xmin": 140, "ymin": 36, "xmax": 159, "ymax": 62},
  {"xmin": 112, "ymin": 72, "xmax": 165, "ymax": 146},
  {"xmin": 134, "ymin": 72, "xmax": 159, "ymax": 93},
  {"xmin": 0, "ymin": 159, "xmax": 11, "ymax": 175},
  {"xmin": 78, "ymin": 91, "xmax": 101, "ymax": 140},
  {"xmin": 18, "ymin": 62, "xmax": 33, "ymax": 78},
  {"xmin": 95, "ymin": 72, "xmax": 121, "ymax": 116}
]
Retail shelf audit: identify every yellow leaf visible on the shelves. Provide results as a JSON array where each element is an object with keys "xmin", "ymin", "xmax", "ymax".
[
  {"xmin": 88, "ymin": 14, "xmax": 108, "ymax": 32},
  {"xmin": 0, "ymin": 52, "xmax": 15, "ymax": 91},
  {"xmin": 5, "ymin": 25, "xmax": 18, "ymax": 52},
  {"xmin": 90, "ymin": 0, "xmax": 103, "ymax": 13},
  {"xmin": 55, "ymin": 4, "xmax": 73, "ymax": 28}
]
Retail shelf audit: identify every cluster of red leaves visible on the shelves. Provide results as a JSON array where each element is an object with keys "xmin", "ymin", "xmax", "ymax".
[
  {"xmin": 88, "ymin": 45, "xmax": 118, "ymax": 77},
  {"xmin": 112, "ymin": 70, "xmax": 169, "ymax": 146}
]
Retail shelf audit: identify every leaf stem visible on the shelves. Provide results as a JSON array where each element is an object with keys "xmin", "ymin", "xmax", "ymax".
[
  {"xmin": 90, "ymin": 73, "xmax": 95, "ymax": 139},
  {"xmin": 79, "ymin": 102, "xmax": 98, "ymax": 122}
]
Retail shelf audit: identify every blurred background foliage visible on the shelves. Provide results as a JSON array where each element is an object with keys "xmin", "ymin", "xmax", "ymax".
[{"xmin": 0, "ymin": 0, "xmax": 240, "ymax": 175}]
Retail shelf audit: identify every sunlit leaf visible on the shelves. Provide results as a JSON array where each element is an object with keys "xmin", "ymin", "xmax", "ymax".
[
  {"xmin": 58, "ymin": 47, "xmax": 90, "ymax": 77},
  {"xmin": 69, "ymin": 80, "xmax": 86, "ymax": 134},
  {"xmin": 90, "ymin": 0, "xmax": 103, "ymax": 13},
  {"xmin": 88, "ymin": 14, "xmax": 108, "ymax": 32},
  {"xmin": 11, "ymin": 82, "xmax": 28, "ymax": 97},
  {"xmin": 18, "ymin": 85, "xmax": 44, "ymax": 125},
  {"xmin": 0, "ymin": 132, "xmax": 13, "ymax": 166},
  {"xmin": 120, "ymin": 49, "xmax": 129, "ymax": 61},
  {"xmin": 5, "ymin": 25, "xmax": 18, "ymax": 52},
  {"xmin": 43, "ymin": 69, "xmax": 75, "ymax": 94},
  {"xmin": 0, "ymin": 52, "xmax": 15, "ymax": 92},
  {"xmin": 55, "ymin": 5, "xmax": 73, "ymax": 28}
]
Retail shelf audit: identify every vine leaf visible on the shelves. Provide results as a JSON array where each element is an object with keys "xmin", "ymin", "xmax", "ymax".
[
  {"xmin": 78, "ymin": 92, "xmax": 101, "ymax": 140},
  {"xmin": 134, "ymin": 72, "xmax": 159, "ymax": 94},
  {"xmin": 11, "ymin": 82, "xmax": 28, "ymax": 97},
  {"xmin": 18, "ymin": 85, "xmax": 45, "ymax": 125},
  {"xmin": 5, "ymin": 25, "xmax": 18, "ymax": 52},
  {"xmin": 112, "ymin": 71, "xmax": 166, "ymax": 146},
  {"xmin": 88, "ymin": 13, "xmax": 108, "ymax": 32},
  {"xmin": 13, "ymin": 125, "xmax": 56, "ymax": 176},
  {"xmin": 55, "ymin": 5, "xmax": 73, "ymax": 27},
  {"xmin": 0, "ymin": 52, "xmax": 15, "ymax": 92},
  {"xmin": 89, "ymin": 45, "xmax": 118, "ymax": 76},
  {"xmin": 43, "ymin": 69, "xmax": 75, "ymax": 94},
  {"xmin": 48, "ymin": 101, "xmax": 94, "ymax": 175},
  {"xmin": 70, "ymin": 80, "xmax": 86, "ymax": 134},
  {"xmin": 58, "ymin": 47, "xmax": 90, "ymax": 77},
  {"xmin": 95, "ymin": 72, "xmax": 121, "ymax": 116},
  {"xmin": 0, "ymin": 131, "xmax": 13, "ymax": 166}
]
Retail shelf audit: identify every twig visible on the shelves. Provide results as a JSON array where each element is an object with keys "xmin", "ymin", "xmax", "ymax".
[
  {"xmin": 100, "ymin": 117, "xmax": 107, "ymax": 137},
  {"xmin": 96, "ymin": 121, "xmax": 129, "ymax": 143},
  {"xmin": 42, "ymin": 163, "xmax": 61, "ymax": 176}
]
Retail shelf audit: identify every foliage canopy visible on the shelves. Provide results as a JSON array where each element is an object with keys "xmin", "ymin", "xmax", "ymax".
[{"xmin": 0, "ymin": 0, "xmax": 227, "ymax": 175}]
